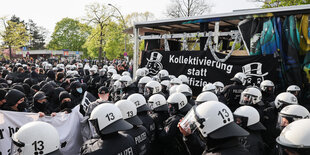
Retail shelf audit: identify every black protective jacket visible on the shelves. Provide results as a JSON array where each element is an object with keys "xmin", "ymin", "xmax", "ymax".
[
  {"xmin": 222, "ymin": 82, "xmax": 246, "ymax": 112},
  {"xmin": 120, "ymin": 125, "xmax": 150, "ymax": 155},
  {"xmin": 80, "ymin": 133, "xmax": 138, "ymax": 155}
]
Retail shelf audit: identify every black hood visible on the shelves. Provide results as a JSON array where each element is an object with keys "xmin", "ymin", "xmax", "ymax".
[{"xmin": 5, "ymin": 89, "xmax": 25, "ymax": 106}]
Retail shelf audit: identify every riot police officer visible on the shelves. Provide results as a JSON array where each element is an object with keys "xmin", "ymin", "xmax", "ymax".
[
  {"xmin": 234, "ymin": 106, "xmax": 266, "ymax": 155},
  {"xmin": 11, "ymin": 121, "xmax": 62, "ymax": 155},
  {"xmin": 80, "ymin": 103, "xmax": 137, "ymax": 155},
  {"xmin": 116, "ymin": 100, "xmax": 150, "ymax": 155},
  {"xmin": 222, "ymin": 72, "xmax": 247, "ymax": 111},
  {"xmin": 179, "ymin": 101, "xmax": 250, "ymax": 155}
]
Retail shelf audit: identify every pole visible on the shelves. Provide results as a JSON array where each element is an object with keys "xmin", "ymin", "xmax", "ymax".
[
  {"xmin": 133, "ymin": 26, "xmax": 139, "ymax": 79},
  {"xmin": 108, "ymin": 4, "xmax": 127, "ymax": 53}
]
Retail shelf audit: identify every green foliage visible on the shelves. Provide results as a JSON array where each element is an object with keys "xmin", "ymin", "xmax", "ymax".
[
  {"xmin": 0, "ymin": 20, "xmax": 29, "ymax": 50},
  {"xmin": 47, "ymin": 18, "xmax": 91, "ymax": 51},
  {"xmin": 83, "ymin": 21, "xmax": 132, "ymax": 60},
  {"xmin": 263, "ymin": 0, "xmax": 310, "ymax": 8},
  {"xmin": 27, "ymin": 19, "xmax": 47, "ymax": 50}
]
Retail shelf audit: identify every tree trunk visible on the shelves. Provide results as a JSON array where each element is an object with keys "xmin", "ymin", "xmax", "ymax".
[
  {"xmin": 9, "ymin": 45, "xmax": 12, "ymax": 60},
  {"xmin": 99, "ymin": 24, "xmax": 103, "ymax": 64}
]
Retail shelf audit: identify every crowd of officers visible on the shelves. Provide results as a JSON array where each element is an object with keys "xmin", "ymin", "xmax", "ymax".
[{"xmin": 3, "ymin": 58, "xmax": 310, "ymax": 155}]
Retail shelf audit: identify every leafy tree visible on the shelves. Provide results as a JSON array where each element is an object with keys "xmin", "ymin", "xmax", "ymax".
[
  {"xmin": 83, "ymin": 21, "xmax": 128, "ymax": 60},
  {"xmin": 27, "ymin": 19, "xmax": 47, "ymax": 50},
  {"xmin": 0, "ymin": 17, "xmax": 29, "ymax": 59},
  {"xmin": 47, "ymin": 18, "xmax": 91, "ymax": 51},
  {"xmin": 84, "ymin": 2, "xmax": 115, "ymax": 62},
  {"xmin": 125, "ymin": 12, "xmax": 155, "ymax": 27},
  {"xmin": 252, "ymin": 0, "xmax": 310, "ymax": 8},
  {"xmin": 166, "ymin": 0, "xmax": 212, "ymax": 18}
]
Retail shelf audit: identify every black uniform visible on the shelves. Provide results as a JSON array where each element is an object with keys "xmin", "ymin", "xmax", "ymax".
[
  {"xmin": 120, "ymin": 125, "xmax": 150, "ymax": 155},
  {"xmin": 187, "ymin": 137, "xmax": 250, "ymax": 155},
  {"xmin": 261, "ymin": 92, "xmax": 275, "ymax": 108},
  {"xmin": 261, "ymin": 107, "xmax": 280, "ymax": 154},
  {"xmin": 149, "ymin": 111, "xmax": 169, "ymax": 155},
  {"xmin": 138, "ymin": 112, "xmax": 156, "ymax": 142},
  {"xmin": 159, "ymin": 114, "xmax": 189, "ymax": 155},
  {"xmin": 222, "ymin": 82, "xmax": 246, "ymax": 112},
  {"xmin": 80, "ymin": 133, "xmax": 138, "ymax": 155},
  {"xmin": 243, "ymin": 131, "xmax": 266, "ymax": 155}
]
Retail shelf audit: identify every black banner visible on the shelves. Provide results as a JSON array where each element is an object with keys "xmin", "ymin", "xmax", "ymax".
[{"xmin": 140, "ymin": 50, "xmax": 279, "ymax": 96}]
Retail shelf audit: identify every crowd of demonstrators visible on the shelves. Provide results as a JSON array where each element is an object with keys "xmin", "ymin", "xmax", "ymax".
[{"xmin": 3, "ymin": 57, "xmax": 310, "ymax": 155}]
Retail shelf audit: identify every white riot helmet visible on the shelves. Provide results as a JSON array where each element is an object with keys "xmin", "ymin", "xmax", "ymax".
[
  {"xmin": 108, "ymin": 65, "xmax": 115, "ymax": 70},
  {"xmin": 202, "ymin": 83, "xmax": 216, "ymax": 93},
  {"xmin": 213, "ymin": 81, "xmax": 224, "ymax": 94},
  {"xmin": 77, "ymin": 63, "xmax": 83, "ymax": 69},
  {"xmin": 231, "ymin": 72, "xmax": 247, "ymax": 85},
  {"xmin": 107, "ymin": 69, "xmax": 117, "ymax": 78},
  {"xmin": 141, "ymin": 67, "xmax": 149, "ymax": 76},
  {"xmin": 70, "ymin": 65, "xmax": 77, "ymax": 71},
  {"xmin": 52, "ymin": 67, "xmax": 58, "ymax": 72},
  {"xmin": 260, "ymin": 80, "xmax": 275, "ymax": 93},
  {"xmin": 274, "ymin": 92, "xmax": 298, "ymax": 109},
  {"xmin": 112, "ymin": 74, "xmax": 121, "ymax": 80},
  {"xmin": 89, "ymin": 67, "xmax": 97, "ymax": 75},
  {"xmin": 92, "ymin": 65, "xmax": 98, "ymax": 70},
  {"xmin": 103, "ymin": 65, "xmax": 108, "ymax": 70},
  {"xmin": 83, "ymin": 63, "xmax": 90, "ymax": 71},
  {"xmin": 179, "ymin": 101, "xmax": 248, "ymax": 140},
  {"xmin": 89, "ymin": 103, "xmax": 132, "ymax": 135},
  {"xmin": 119, "ymin": 75, "xmax": 132, "ymax": 88},
  {"xmin": 136, "ymin": 68, "xmax": 146, "ymax": 77},
  {"xmin": 144, "ymin": 81, "xmax": 162, "ymax": 97},
  {"xmin": 169, "ymin": 75, "xmax": 176, "ymax": 80},
  {"xmin": 195, "ymin": 92, "xmax": 218, "ymax": 105},
  {"xmin": 158, "ymin": 69, "xmax": 169, "ymax": 79},
  {"xmin": 239, "ymin": 87, "xmax": 262, "ymax": 105},
  {"xmin": 151, "ymin": 75, "xmax": 160, "ymax": 82},
  {"xmin": 45, "ymin": 64, "xmax": 53, "ymax": 70},
  {"xmin": 234, "ymin": 106, "xmax": 266, "ymax": 130},
  {"xmin": 276, "ymin": 119, "xmax": 310, "ymax": 154},
  {"xmin": 11, "ymin": 121, "xmax": 61, "ymax": 155},
  {"xmin": 170, "ymin": 78, "xmax": 182, "ymax": 87},
  {"xmin": 109, "ymin": 74, "xmax": 121, "ymax": 87},
  {"xmin": 122, "ymin": 71, "xmax": 130, "ymax": 77},
  {"xmin": 176, "ymin": 84, "xmax": 192, "ymax": 97},
  {"xmin": 167, "ymin": 92, "xmax": 192, "ymax": 114},
  {"xmin": 277, "ymin": 105, "xmax": 310, "ymax": 130},
  {"xmin": 127, "ymin": 93, "xmax": 151, "ymax": 113},
  {"xmin": 169, "ymin": 85, "xmax": 178, "ymax": 95},
  {"xmin": 148, "ymin": 94, "xmax": 168, "ymax": 112},
  {"xmin": 286, "ymin": 85, "xmax": 301, "ymax": 97},
  {"xmin": 161, "ymin": 80, "xmax": 170, "ymax": 91},
  {"xmin": 113, "ymin": 80, "xmax": 123, "ymax": 101},
  {"xmin": 138, "ymin": 76, "xmax": 152, "ymax": 94},
  {"xmin": 178, "ymin": 75, "xmax": 189, "ymax": 84},
  {"xmin": 115, "ymin": 100, "xmax": 143, "ymax": 126},
  {"xmin": 99, "ymin": 68, "xmax": 106, "ymax": 77},
  {"xmin": 56, "ymin": 64, "xmax": 64, "ymax": 70}
]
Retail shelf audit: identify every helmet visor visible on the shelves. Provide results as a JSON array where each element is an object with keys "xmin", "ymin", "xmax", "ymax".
[
  {"xmin": 276, "ymin": 113, "xmax": 302, "ymax": 131},
  {"xmin": 11, "ymin": 134, "xmax": 26, "ymax": 155},
  {"xmin": 138, "ymin": 83, "xmax": 146, "ymax": 94},
  {"xmin": 240, "ymin": 93, "xmax": 255, "ymax": 105},
  {"xmin": 179, "ymin": 108, "xmax": 200, "ymax": 134}
]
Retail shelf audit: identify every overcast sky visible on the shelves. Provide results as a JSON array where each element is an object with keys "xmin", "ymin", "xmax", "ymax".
[{"xmin": 0, "ymin": 0, "xmax": 262, "ymax": 38}]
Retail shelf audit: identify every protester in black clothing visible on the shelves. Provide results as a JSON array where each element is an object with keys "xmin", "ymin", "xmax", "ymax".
[
  {"xmin": 0, "ymin": 88, "xmax": 7, "ymax": 110},
  {"xmin": 2, "ymin": 89, "xmax": 28, "ymax": 112}
]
